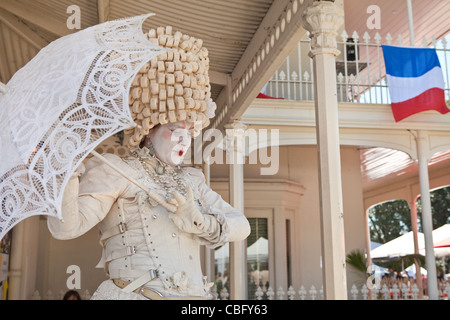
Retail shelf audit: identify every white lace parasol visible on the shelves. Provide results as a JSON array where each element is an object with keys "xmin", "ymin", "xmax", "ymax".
[{"xmin": 0, "ymin": 14, "xmax": 167, "ymax": 239}]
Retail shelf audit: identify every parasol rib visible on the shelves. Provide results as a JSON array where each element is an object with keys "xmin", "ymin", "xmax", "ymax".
[{"xmin": 90, "ymin": 150, "xmax": 177, "ymax": 213}]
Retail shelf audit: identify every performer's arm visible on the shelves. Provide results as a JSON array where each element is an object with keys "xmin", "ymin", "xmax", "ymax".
[
  {"xmin": 47, "ymin": 154, "xmax": 129, "ymax": 240},
  {"xmin": 178, "ymin": 168, "xmax": 251, "ymax": 248}
]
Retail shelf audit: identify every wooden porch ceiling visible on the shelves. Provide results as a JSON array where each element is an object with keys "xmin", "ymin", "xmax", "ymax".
[
  {"xmin": 0, "ymin": 0, "xmax": 315, "ymax": 133},
  {"xmin": 360, "ymin": 147, "xmax": 450, "ymax": 192}
]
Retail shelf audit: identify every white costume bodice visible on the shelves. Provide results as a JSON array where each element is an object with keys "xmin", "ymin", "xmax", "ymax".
[{"xmin": 47, "ymin": 148, "xmax": 250, "ymax": 299}]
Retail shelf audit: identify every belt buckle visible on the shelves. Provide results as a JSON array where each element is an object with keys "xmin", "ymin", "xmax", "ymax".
[
  {"xmin": 149, "ymin": 269, "xmax": 158, "ymax": 280},
  {"xmin": 126, "ymin": 245, "xmax": 137, "ymax": 255},
  {"xmin": 119, "ymin": 222, "xmax": 127, "ymax": 233},
  {"xmin": 139, "ymin": 286, "xmax": 164, "ymax": 300},
  {"xmin": 139, "ymin": 286, "xmax": 149, "ymax": 299}
]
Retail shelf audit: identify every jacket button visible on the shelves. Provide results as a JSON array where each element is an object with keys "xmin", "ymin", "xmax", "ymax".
[{"xmin": 172, "ymin": 233, "xmax": 177, "ymax": 237}]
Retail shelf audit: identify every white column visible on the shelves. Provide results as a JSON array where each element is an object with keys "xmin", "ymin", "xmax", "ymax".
[
  {"xmin": 8, "ymin": 216, "xmax": 39, "ymax": 300},
  {"xmin": 411, "ymin": 197, "xmax": 424, "ymax": 298},
  {"xmin": 415, "ymin": 130, "xmax": 439, "ymax": 300},
  {"xmin": 225, "ymin": 122, "xmax": 247, "ymax": 300},
  {"xmin": 7, "ymin": 222, "xmax": 25, "ymax": 300},
  {"xmin": 302, "ymin": 1, "xmax": 347, "ymax": 299},
  {"xmin": 202, "ymin": 158, "xmax": 215, "ymax": 283},
  {"xmin": 406, "ymin": 0, "xmax": 415, "ymax": 46},
  {"xmin": 363, "ymin": 210, "xmax": 373, "ymax": 300}
]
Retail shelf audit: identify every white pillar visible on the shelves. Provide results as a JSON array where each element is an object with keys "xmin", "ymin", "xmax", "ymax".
[
  {"xmin": 225, "ymin": 122, "xmax": 247, "ymax": 300},
  {"xmin": 302, "ymin": 1, "xmax": 347, "ymax": 300},
  {"xmin": 406, "ymin": 0, "xmax": 415, "ymax": 46},
  {"xmin": 364, "ymin": 210, "xmax": 374, "ymax": 300},
  {"xmin": 411, "ymin": 197, "xmax": 424, "ymax": 298},
  {"xmin": 7, "ymin": 222, "xmax": 25, "ymax": 300},
  {"xmin": 8, "ymin": 216, "xmax": 39, "ymax": 300},
  {"xmin": 415, "ymin": 130, "xmax": 439, "ymax": 300},
  {"xmin": 202, "ymin": 158, "xmax": 215, "ymax": 283}
]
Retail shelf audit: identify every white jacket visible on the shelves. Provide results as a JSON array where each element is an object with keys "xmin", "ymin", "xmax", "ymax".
[{"xmin": 48, "ymin": 148, "xmax": 250, "ymax": 299}]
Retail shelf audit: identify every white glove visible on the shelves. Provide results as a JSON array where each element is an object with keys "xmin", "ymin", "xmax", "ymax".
[{"xmin": 169, "ymin": 186, "xmax": 217, "ymax": 235}]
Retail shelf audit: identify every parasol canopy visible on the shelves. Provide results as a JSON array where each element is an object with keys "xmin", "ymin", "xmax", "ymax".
[{"xmin": 0, "ymin": 14, "xmax": 167, "ymax": 240}]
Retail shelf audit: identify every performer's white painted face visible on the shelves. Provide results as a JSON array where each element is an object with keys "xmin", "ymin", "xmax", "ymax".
[{"xmin": 147, "ymin": 121, "xmax": 193, "ymax": 166}]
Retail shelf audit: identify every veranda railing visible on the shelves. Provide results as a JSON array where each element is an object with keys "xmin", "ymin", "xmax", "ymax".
[
  {"xmin": 265, "ymin": 31, "xmax": 450, "ymax": 105},
  {"xmin": 30, "ymin": 281, "xmax": 450, "ymax": 300}
]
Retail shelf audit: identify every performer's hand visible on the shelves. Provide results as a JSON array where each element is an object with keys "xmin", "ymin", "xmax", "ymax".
[{"xmin": 169, "ymin": 186, "xmax": 214, "ymax": 235}]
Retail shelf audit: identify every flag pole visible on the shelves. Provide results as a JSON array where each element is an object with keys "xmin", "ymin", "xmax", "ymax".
[
  {"xmin": 406, "ymin": 0, "xmax": 415, "ymax": 46},
  {"xmin": 406, "ymin": 0, "xmax": 424, "ymax": 296}
]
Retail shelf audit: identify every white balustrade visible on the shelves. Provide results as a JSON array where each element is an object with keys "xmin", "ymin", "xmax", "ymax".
[
  {"xmin": 264, "ymin": 31, "xmax": 450, "ymax": 105},
  {"xmin": 27, "ymin": 279, "xmax": 450, "ymax": 300}
]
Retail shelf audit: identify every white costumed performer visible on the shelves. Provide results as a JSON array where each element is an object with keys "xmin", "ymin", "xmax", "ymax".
[{"xmin": 47, "ymin": 26, "xmax": 251, "ymax": 300}]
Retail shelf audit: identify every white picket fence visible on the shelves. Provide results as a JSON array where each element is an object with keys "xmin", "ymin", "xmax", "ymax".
[
  {"xmin": 215, "ymin": 283, "xmax": 450, "ymax": 300},
  {"xmin": 30, "ymin": 282, "xmax": 450, "ymax": 300},
  {"xmin": 31, "ymin": 289, "xmax": 91, "ymax": 300}
]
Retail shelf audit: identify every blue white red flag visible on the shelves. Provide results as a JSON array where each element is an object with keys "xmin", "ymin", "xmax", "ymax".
[{"xmin": 382, "ymin": 45, "xmax": 449, "ymax": 122}]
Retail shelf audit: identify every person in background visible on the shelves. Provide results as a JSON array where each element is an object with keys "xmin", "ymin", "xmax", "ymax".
[{"xmin": 63, "ymin": 290, "xmax": 81, "ymax": 300}]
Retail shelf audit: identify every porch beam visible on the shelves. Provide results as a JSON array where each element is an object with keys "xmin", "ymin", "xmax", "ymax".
[
  {"xmin": 242, "ymin": 100, "xmax": 450, "ymax": 159},
  {"xmin": 97, "ymin": 0, "xmax": 110, "ymax": 23},
  {"xmin": 209, "ymin": 70, "xmax": 228, "ymax": 86},
  {"xmin": 0, "ymin": 9, "xmax": 49, "ymax": 49},
  {"xmin": 243, "ymin": 100, "xmax": 450, "ymax": 132},
  {"xmin": 0, "ymin": 0, "xmax": 75, "ymax": 37}
]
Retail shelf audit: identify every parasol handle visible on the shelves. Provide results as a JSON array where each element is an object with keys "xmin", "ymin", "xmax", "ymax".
[
  {"xmin": 90, "ymin": 150, "xmax": 178, "ymax": 213},
  {"xmin": 0, "ymin": 82, "xmax": 8, "ymax": 94}
]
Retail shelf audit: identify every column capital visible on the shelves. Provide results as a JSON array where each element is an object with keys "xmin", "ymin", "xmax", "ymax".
[
  {"xmin": 224, "ymin": 121, "xmax": 246, "ymax": 162},
  {"xmin": 302, "ymin": 1, "xmax": 344, "ymax": 57},
  {"xmin": 414, "ymin": 130, "xmax": 431, "ymax": 161},
  {"xmin": 224, "ymin": 121, "xmax": 247, "ymax": 131}
]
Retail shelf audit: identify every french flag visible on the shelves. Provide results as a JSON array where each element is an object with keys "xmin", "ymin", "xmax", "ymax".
[{"xmin": 382, "ymin": 45, "xmax": 449, "ymax": 122}]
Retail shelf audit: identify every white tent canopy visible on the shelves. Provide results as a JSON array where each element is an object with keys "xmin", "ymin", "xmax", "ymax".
[
  {"xmin": 247, "ymin": 237, "xmax": 269, "ymax": 261},
  {"xmin": 420, "ymin": 224, "xmax": 450, "ymax": 258},
  {"xmin": 371, "ymin": 224, "xmax": 450, "ymax": 261},
  {"xmin": 215, "ymin": 237, "xmax": 269, "ymax": 261},
  {"xmin": 370, "ymin": 263, "xmax": 389, "ymax": 279},
  {"xmin": 214, "ymin": 237, "xmax": 269, "ymax": 275},
  {"xmin": 371, "ymin": 231, "xmax": 424, "ymax": 261},
  {"xmin": 405, "ymin": 264, "xmax": 427, "ymax": 279}
]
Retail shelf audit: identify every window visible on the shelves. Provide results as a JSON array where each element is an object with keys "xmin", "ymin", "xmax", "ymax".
[{"xmin": 247, "ymin": 217, "xmax": 269, "ymax": 299}]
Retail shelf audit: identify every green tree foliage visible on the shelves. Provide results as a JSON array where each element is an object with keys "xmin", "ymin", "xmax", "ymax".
[
  {"xmin": 346, "ymin": 249, "xmax": 368, "ymax": 273},
  {"xmin": 416, "ymin": 186, "xmax": 450, "ymax": 230},
  {"xmin": 368, "ymin": 186, "xmax": 450, "ymax": 272},
  {"xmin": 368, "ymin": 199, "xmax": 411, "ymax": 244},
  {"xmin": 369, "ymin": 186, "xmax": 450, "ymax": 244}
]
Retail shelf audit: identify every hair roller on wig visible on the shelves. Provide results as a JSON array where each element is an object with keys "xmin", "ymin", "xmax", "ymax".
[{"xmin": 127, "ymin": 26, "xmax": 217, "ymax": 148}]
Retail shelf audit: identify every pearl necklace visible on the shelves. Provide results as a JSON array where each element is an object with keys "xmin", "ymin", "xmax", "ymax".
[{"xmin": 131, "ymin": 148, "xmax": 187, "ymax": 199}]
